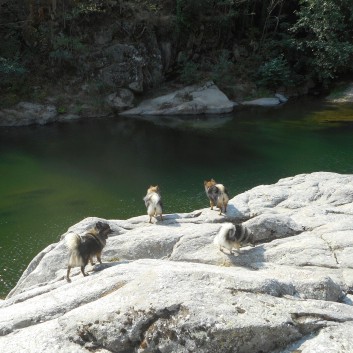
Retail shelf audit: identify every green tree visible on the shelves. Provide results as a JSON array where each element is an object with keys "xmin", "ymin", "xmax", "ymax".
[
  {"xmin": 256, "ymin": 55, "xmax": 293, "ymax": 90},
  {"xmin": 290, "ymin": 0, "xmax": 353, "ymax": 84}
]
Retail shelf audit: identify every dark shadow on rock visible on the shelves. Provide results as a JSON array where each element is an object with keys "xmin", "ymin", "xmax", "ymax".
[
  {"xmin": 152, "ymin": 212, "xmax": 204, "ymax": 227},
  {"xmin": 343, "ymin": 296, "xmax": 353, "ymax": 305},
  {"xmin": 92, "ymin": 260, "xmax": 130, "ymax": 272},
  {"xmin": 224, "ymin": 245, "xmax": 266, "ymax": 270},
  {"xmin": 223, "ymin": 204, "xmax": 250, "ymax": 223},
  {"xmin": 155, "ymin": 214, "xmax": 181, "ymax": 227}
]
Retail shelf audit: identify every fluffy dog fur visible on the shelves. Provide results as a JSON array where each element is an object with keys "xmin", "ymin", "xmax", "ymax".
[
  {"xmin": 66, "ymin": 221, "xmax": 112, "ymax": 282},
  {"xmin": 143, "ymin": 185, "xmax": 163, "ymax": 223},
  {"xmin": 214, "ymin": 223, "xmax": 253, "ymax": 254},
  {"xmin": 204, "ymin": 179, "xmax": 230, "ymax": 215}
]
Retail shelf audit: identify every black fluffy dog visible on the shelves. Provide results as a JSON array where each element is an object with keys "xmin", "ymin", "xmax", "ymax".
[{"xmin": 66, "ymin": 221, "xmax": 112, "ymax": 282}]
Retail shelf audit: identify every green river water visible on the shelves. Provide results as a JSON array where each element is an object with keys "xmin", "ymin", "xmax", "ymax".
[{"xmin": 1, "ymin": 97, "xmax": 353, "ymax": 297}]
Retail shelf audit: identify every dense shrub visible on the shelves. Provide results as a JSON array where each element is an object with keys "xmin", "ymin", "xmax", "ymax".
[
  {"xmin": 256, "ymin": 55, "xmax": 293, "ymax": 90},
  {"xmin": 179, "ymin": 60, "xmax": 202, "ymax": 85},
  {"xmin": 211, "ymin": 50, "xmax": 234, "ymax": 86},
  {"xmin": 0, "ymin": 57, "xmax": 27, "ymax": 89}
]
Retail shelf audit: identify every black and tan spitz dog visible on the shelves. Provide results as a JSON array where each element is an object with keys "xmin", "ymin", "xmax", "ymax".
[
  {"xmin": 66, "ymin": 221, "xmax": 112, "ymax": 282},
  {"xmin": 204, "ymin": 179, "xmax": 230, "ymax": 215}
]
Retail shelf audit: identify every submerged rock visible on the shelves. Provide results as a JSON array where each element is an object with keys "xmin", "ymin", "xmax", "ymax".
[
  {"xmin": 241, "ymin": 97, "xmax": 282, "ymax": 107},
  {"xmin": 1, "ymin": 172, "xmax": 353, "ymax": 352}
]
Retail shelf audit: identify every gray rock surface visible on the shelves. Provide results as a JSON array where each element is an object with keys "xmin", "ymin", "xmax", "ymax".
[
  {"xmin": 0, "ymin": 102, "xmax": 85, "ymax": 126},
  {"xmin": 0, "ymin": 102, "xmax": 58, "ymax": 126},
  {"xmin": 275, "ymin": 93, "xmax": 288, "ymax": 103},
  {"xmin": 1, "ymin": 172, "xmax": 353, "ymax": 352},
  {"xmin": 105, "ymin": 89, "xmax": 135, "ymax": 112},
  {"xmin": 100, "ymin": 44, "xmax": 145, "ymax": 93},
  {"xmin": 120, "ymin": 81, "xmax": 236, "ymax": 116}
]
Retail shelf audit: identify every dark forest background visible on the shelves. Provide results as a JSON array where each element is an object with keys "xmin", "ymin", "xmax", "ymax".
[{"xmin": 1, "ymin": 0, "xmax": 353, "ymax": 107}]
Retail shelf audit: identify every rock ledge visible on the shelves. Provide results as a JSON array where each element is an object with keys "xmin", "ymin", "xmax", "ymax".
[{"xmin": 1, "ymin": 172, "xmax": 353, "ymax": 352}]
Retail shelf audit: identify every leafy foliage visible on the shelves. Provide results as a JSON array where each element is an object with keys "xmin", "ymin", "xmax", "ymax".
[
  {"xmin": 0, "ymin": 57, "xmax": 27, "ymax": 93},
  {"xmin": 1, "ymin": 0, "xmax": 353, "ymax": 99},
  {"xmin": 0, "ymin": 57, "xmax": 27, "ymax": 76},
  {"xmin": 49, "ymin": 34, "xmax": 86, "ymax": 68},
  {"xmin": 179, "ymin": 60, "xmax": 202, "ymax": 85},
  {"xmin": 211, "ymin": 50, "xmax": 234, "ymax": 86},
  {"xmin": 290, "ymin": 0, "xmax": 353, "ymax": 84},
  {"xmin": 256, "ymin": 55, "xmax": 293, "ymax": 90}
]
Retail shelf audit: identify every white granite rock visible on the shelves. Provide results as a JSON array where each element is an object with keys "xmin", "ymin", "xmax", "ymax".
[
  {"xmin": 120, "ymin": 81, "xmax": 236, "ymax": 116},
  {"xmin": 1, "ymin": 172, "xmax": 353, "ymax": 352}
]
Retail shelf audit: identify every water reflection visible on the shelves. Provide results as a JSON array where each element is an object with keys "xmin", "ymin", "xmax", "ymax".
[{"xmin": 125, "ymin": 114, "xmax": 233, "ymax": 130}]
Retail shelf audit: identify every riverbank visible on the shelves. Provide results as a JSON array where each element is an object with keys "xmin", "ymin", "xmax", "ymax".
[
  {"xmin": 0, "ymin": 80, "xmax": 290, "ymax": 127},
  {"xmin": 2, "ymin": 0, "xmax": 353, "ymax": 129},
  {"xmin": 1, "ymin": 172, "xmax": 353, "ymax": 352},
  {"xmin": 3, "ymin": 67, "xmax": 352, "ymax": 127},
  {"xmin": 326, "ymin": 83, "xmax": 353, "ymax": 103}
]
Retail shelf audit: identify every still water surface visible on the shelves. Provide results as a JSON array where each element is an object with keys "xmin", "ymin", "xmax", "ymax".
[{"xmin": 1, "ymin": 98, "xmax": 353, "ymax": 297}]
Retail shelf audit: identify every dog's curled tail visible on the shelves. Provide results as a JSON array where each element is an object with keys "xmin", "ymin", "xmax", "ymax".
[
  {"xmin": 217, "ymin": 185, "xmax": 229, "ymax": 204},
  {"xmin": 66, "ymin": 232, "xmax": 81, "ymax": 250},
  {"xmin": 214, "ymin": 223, "xmax": 235, "ymax": 245},
  {"xmin": 66, "ymin": 232, "xmax": 85, "ymax": 267}
]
